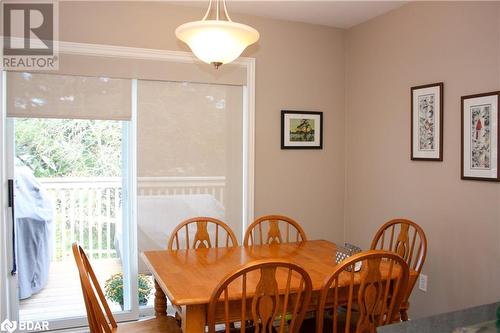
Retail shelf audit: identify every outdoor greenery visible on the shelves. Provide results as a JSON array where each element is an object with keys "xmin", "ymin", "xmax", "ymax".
[
  {"xmin": 104, "ymin": 273, "xmax": 152, "ymax": 307},
  {"xmin": 15, "ymin": 118, "xmax": 122, "ymax": 178}
]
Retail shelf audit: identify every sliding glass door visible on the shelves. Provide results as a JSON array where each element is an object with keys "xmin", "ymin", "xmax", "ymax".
[
  {"xmin": 3, "ymin": 72, "xmax": 138, "ymax": 330},
  {"xmin": 135, "ymin": 80, "xmax": 244, "ymax": 310}
]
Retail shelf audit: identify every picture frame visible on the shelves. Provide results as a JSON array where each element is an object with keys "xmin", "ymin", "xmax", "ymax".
[
  {"xmin": 411, "ymin": 82, "xmax": 444, "ymax": 161},
  {"xmin": 281, "ymin": 110, "xmax": 323, "ymax": 149},
  {"xmin": 461, "ymin": 91, "xmax": 500, "ymax": 181}
]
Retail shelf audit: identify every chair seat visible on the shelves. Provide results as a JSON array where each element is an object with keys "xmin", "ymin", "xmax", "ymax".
[{"xmin": 115, "ymin": 315, "xmax": 182, "ymax": 333}]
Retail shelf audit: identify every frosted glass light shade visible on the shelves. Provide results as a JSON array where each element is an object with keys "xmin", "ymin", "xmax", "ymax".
[{"xmin": 175, "ymin": 20, "xmax": 259, "ymax": 66}]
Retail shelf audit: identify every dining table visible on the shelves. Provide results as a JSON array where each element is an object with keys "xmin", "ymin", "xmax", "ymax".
[{"xmin": 141, "ymin": 239, "xmax": 417, "ymax": 333}]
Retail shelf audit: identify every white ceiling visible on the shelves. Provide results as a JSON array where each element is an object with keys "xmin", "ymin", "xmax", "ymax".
[{"xmin": 171, "ymin": 1, "xmax": 408, "ymax": 29}]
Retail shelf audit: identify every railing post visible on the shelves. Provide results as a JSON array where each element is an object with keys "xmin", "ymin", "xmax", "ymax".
[
  {"xmin": 97, "ymin": 190, "xmax": 102, "ymax": 259},
  {"xmin": 106, "ymin": 188, "xmax": 112, "ymax": 259},
  {"xmin": 87, "ymin": 189, "xmax": 93, "ymax": 259},
  {"xmin": 60, "ymin": 190, "xmax": 66, "ymax": 261},
  {"xmin": 69, "ymin": 190, "xmax": 75, "ymax": 260}
]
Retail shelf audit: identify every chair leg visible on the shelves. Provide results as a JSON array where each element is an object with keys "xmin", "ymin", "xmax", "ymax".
[
  {"xmin": 175, "ymin": 312, "xmax": 182, "ymax": 326},
  {"xmin": 400, "ymin": 302, "xmax": 409, "ymax": 321},
  {"xmin": 400, "ymin": 309, "xmax": 408, "ymax": 321}
]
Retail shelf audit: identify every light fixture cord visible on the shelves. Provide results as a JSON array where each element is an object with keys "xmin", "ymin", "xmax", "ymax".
[
  {"xmin": 202, "ymin": 0, "xmax": 212, "ymax": 20},
  {"xmin": 222, "ymin": 0, "xmax": 232, "ymax": 22},
  {"xmin": 202, "ymin": 0, "xmax": 232, "ymax": 22}
]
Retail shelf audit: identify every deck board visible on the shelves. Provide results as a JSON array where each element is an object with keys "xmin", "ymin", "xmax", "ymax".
[{"xmin": 20, "ymin": 259, "xmax": 123, "ymax": 322}]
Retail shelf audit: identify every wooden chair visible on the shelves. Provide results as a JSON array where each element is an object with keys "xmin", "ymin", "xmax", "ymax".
[
  {"xmin": 207, "ymin": 259, "xmax": 313, "ymax": 333},
  {"xmin": 312, "ymin": 250, "xmax": 409, "ymax": 333},
  {"xmin": 243, "ymin": 215, "xmax": 307, "ymax": 246},
  {"xmin": 370, "ymin": 219, "xmax": 427, "ymax": 321},
  {"xmin": 167, "ymin": 217, "xmax": 238, "ymax": 250},
  {"xmin": 167, "ymin": 217, "xmax": 238, "ymax": 326},
  {"xmin": 72, "ymin": 243, "xmax": 181, "ymax": 333}
]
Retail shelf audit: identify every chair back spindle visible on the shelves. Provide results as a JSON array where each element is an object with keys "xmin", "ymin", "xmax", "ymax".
[
  {"xmin": 72, "ymin": 243, "xmax": 117, "ymax": 333},
  {"xmin": 167, "ymin": 217, "xmax": 238, "ymax": 250},
  {"xmin": 243, "ymin": 215, "xmax": 307, "ymax": 246},
  {"xmin": 316, "ymin": 250, "xmax": 409, "ymax": 333},
  {"xmin": 207, "ymin": 259, "xmax": 313, "ymax": 333},
  {"xmin": 370, "ymin": 219, "xmax": 427, "ymax": 321}
]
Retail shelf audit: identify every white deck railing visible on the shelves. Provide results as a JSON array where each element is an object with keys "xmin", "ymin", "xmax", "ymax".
[
  {"xmin": 39, "ymin": 177, "xmax": 122, "ymax": 261},
  {"xmin": 138, "ymin": 176, "xmax": 225, "ymax": 203},
  {"xmin": 39, "ymin": 176, "xmax": 225, "ymax": 261}
]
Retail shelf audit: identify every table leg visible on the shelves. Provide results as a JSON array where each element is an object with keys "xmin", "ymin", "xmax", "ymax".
[
  {"xmin": 181, "ymin": 304, "xmax": 205, "ymax": 333},
  {"xmin": 154, "ymin": 279, "xmax": 167, "ymax": 317}
]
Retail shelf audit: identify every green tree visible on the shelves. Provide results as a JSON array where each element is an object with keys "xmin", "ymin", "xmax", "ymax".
[{"xmin": 15, "ymin": 118, "xmax": 122, "ymax": 177}]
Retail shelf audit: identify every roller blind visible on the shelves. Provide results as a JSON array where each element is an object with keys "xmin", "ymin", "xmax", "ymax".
[
  {"xmin": 6, "ymin": 71, "xmax": 132, "ymax": 120},
  {"xmin": 6, "ymin": 51, "xmax": 247, "ymax": 120},
  {"xmin": 136, "ymin": 80, "xmax": 244, "ymax": 272}
]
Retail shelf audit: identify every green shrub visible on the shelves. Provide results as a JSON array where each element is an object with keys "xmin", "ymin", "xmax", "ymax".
[{"xmin": 104, "ymin": 273, "xmax": 152, "ymax": 306}]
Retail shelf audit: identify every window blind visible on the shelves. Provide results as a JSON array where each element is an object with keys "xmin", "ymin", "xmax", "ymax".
[
  {"xmin": 6, "ymin": 71, "xmax": 132, "ymax": 120},
  {"xmin": 6, "ymin": 52, "xmax": 247, "ymax": 121}
]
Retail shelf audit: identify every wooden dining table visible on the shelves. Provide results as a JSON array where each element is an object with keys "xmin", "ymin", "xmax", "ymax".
[{"xmin": 141, "ymin": 240, "xmax": 417, "ymax": 333}]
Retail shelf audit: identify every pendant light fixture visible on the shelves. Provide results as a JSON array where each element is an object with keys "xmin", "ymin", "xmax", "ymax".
[{"xmin": 175, "ymin": 0, "xmax": 260, "ymax": 69}]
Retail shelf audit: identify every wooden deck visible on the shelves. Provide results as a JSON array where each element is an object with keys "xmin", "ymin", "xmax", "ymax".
[{"xmin": 19, "ymin": 259, "xmax": 123, "ymax": 322}]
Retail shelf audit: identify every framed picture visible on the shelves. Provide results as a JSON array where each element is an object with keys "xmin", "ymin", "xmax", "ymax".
[
  {"xmin": 461, "ymin": 91, "xmax": 500, "ymax": 181},
  {"xmin": 281, "ymin": 110, "xmax": 323, "ymax": 149},
  {"xmin": 411, "ymin": 82, "xmax": 444, "ymax": 161}
]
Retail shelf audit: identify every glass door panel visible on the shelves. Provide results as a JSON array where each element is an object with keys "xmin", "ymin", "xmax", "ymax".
[
  {"xmin": 4, "ymin": 72, "xmax": 137, "ymax": 330},
  {"xmin": 136, "ymin": 80, "xmax": 244, "ymax": 303}
]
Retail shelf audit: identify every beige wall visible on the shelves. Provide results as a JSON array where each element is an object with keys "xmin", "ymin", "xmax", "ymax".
[
  {"xmin": 59, "ymin": 2, "xmax": 346, "ymax": 243},
  {"xmin": 345, "ymin": 1, "xmax": 500, "ymax": 318}
]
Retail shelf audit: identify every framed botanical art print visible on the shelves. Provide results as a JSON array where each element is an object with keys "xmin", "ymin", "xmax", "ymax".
[
  {"xmin": 411, "ymin": 82, "xmax": 444, "ymax": 161},
  {"xmin": 281, "ymin": 110, "xmax": 323, "ymax": 149},
  {"xmin": 461, "ymin": 91, "xmax": 500, "ymax": 181}
]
